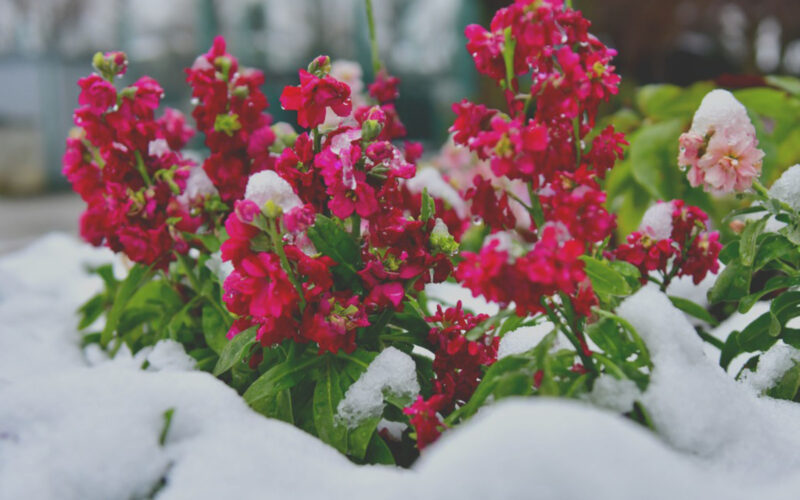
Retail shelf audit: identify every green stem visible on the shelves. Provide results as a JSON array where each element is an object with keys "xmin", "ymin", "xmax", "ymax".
[
  {"xmin": 753, "ymin": 180, "xmax": 795, "ymax": 214},
  {"xmin": 542, "ymin": 299, "xmax": 597, "ymax": 374},
  {"xmin": 267, "ymin": 217, "xmax": 307, "ymax": 311},
  {"xmin": 364, "ymin": 0, "xmax": 382, "ymax": 75},
  {"xmin": 313, "ymin": 127, "xmax": 322, "ymax": 153},
  {"xmin": 527, "ymin": 182, "xmax": 545, "ymax": 229},
  {"xmin": 134, "ymin": 151, "xmax": 153, "ymax": 186}
]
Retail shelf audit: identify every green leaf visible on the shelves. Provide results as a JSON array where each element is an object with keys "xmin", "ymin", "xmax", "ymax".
[
  {"xmin": 307, "ymin": 215, "xmax": 363, "ymax": 292},
  {"xmin": 101, "ymin": 264, "xmax": 153, "ymax": 347},
  {"xmin": 364, "ymin": 432, "xmax": 395, "ymax": 465},
  {"xmin": 420, "ymin": 188, "xmax": 435, "ymax": 222},
  {"xmin": 629, "ymin": 119, "xmax": 686, "ymax": 200},
  {"xmin": 202, "ymin": 305, "xmax": 230, "ymax": 355},
  {"xmin": 739, "ymin": 275, "xmax": 800, "ymax": 313},
  {"xmin": 78, "ymin": 294, "xmax": 106, "ymax": 330},
  {"xmin": 766, "ymin": 362, "xmax": 800, "ymax": 401},
  {"xmin": 347, "ymin": 416, "xmax": 380, "ymax": 460},
  {"xmin": 244, "ymin": 354, "xmax": 322, "ymax": 416},
  {"xmin": 754, "ymin": 234, "xmax": 797, "ymax": 270},
  {"xmin": 766, "ymin": 75, "xmax": 800, "ymax": 97},
  {"xmin": 313, "ymin": 359, "xmax": 348, "ymax": 453},
  {"xmin": 739, "ymin": 216, "xmax": 768, "ymax": 267},
  {"xmin": 668, "ymin": 296, "xmax": 719, "ymax": 326},
  {"xmin": 212, "ymin": 327, "xmax": 257, "ymax": 376},
  {"xmin": 580, "ymin": 256, "xmax": 632, "ymax": 296},
  {"xmin": 708, "ymin": 260, "xmax": 752, "ymax": 304},
  {"xmin": 636, "ymin": 82, "xmax": 714, "ymax": 120}
]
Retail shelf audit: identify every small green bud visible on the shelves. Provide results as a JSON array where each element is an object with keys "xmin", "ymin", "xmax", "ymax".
[
  {"xmin": 263, "ymin": 200, "xmax": 283, "ymax": 218},
  {"xmin": 430, "ymin": 218, "xmax": 459, "ymax": 255},
  {"xmin": 214, "ymin": 113, "xmax": 242, "ymax": 137},
  {"xmin": 361, "ymin": 119, "xmax": 383, "ymax": 141},
  {"xmin": 307, "ymin": 55, "xmax": 331, "ymax": 77}
]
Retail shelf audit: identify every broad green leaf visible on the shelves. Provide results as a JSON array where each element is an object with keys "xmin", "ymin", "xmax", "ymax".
[
  {"xmin": 78, "ymin": 294, "xmax": 106, "ymax": 330},
  {"xmin": 347, "ymin": 416, "xmax": 380, "ymax": 460},
  {"xmin": 364, "ymin": 432, "xmax": 395, "ymax": 465},
  {"xmin": 766, "ymin": 362, "xmax": 800, "ymax": 401},
  {"xmin": 668, "ymin": 295, "xmax": 718, "ymax": 326},
  {"xmin": 739, "ymin": 216, "xmax": 768, "ymax": 266},
  {"xmin": 307, "ymin": 215, "xmax": 363, "ymax": 292},
  {"xmin": 313, "ymin": 359, "xmax": 348, "ymax": 452},
  {"xmin": 580, "ymin": 256, "xmax": 632, "ymax": 296},
  {"xmin": 629, "ymin": 119, "xmax": 685, "ymax": 201},
  {"xmin": 212, "ymin": 326, "xmax": 257, "ymax": 376},
  {"xmin": 754, "ymin": 234, "xmax": 797, "ymax": 270},
  {"xmin": 635, "ymin": 82, "xmax": 714, "ymax": 120},
  {"xmin": 202, "ymin": 305, "xmax": 230, "ymax": 355},
  {"xmin": 244, "ymin": 355, "xmax": 322, "ymax": 416},
  {"xmin": 738, "ymin": 275, "xmax": 799, "ymax": 313},
  {"xmin": 101, "ymin": 264, "xmax": 153, "ymax": 347},
  {"xmin": 708, "ymin": 260, "xmax": 752, "ymax": 304}
]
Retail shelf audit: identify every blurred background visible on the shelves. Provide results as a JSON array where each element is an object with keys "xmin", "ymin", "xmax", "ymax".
[{"xmin": 1, "ymin": 0, "xmax": 800, "ymax": 250}]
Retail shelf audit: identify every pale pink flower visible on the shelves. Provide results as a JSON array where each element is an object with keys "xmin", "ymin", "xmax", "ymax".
[{"xmin": 678, "ymin": 89, "xmax": 764, "ymax": 195}]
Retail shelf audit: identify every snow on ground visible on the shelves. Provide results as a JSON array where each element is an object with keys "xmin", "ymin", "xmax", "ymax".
[{"xmin": 4, "ymin": 234, "xmax": 800, "ymax": 499}]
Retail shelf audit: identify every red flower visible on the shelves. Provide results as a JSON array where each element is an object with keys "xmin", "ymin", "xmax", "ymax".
[{"xmin": 280, "ymin": 68, "xmax": 352, "ymax": 129}]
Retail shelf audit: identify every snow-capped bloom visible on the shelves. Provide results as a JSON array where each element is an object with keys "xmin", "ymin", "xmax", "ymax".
[
  {"xmin": 679, "ymin": 89, "xmax": 764, "ymax": 195},
  {"xmin": 245, "ymin": 170, "xmax": 302, "ymax": 214}
]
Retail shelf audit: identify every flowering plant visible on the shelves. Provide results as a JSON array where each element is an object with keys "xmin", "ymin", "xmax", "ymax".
[{"xmin": 68, "ymin": 0, "xmax": 792, "ymax": 465}]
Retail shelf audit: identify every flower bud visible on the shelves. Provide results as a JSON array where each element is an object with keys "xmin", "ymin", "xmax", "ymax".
[
  {"xmin": 308, "ymin": 55, "xmax": 331, "ymax": 77},
  {"xmin": 430, "ymin": 218, "xmax": 459, "ymax": 255},
  {"xmin": 361, "ymin": 119, "xmax": 383, "ymax": 141},
  {"xmin": 263, "ymin": 200, "xmax": 283, "ymax": 218},
  {"xmin": 92, "ymin": 51, "xmax": 128, "ymax": 81}
]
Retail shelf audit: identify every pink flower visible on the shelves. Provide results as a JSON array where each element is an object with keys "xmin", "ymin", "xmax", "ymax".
[
  {"xmin": 280, "ymin": 67, "xmax": 352, "ymax": 129},
  {"xmin": 679, "ymin": 89, "xmax": 764, "ymax": 195}
]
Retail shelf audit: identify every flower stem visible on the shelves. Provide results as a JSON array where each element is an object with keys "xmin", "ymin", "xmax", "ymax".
[
  {"xmin": 364, "ymin": 0, "xmax": 382, "ymax": 75},
  {"xmin": 267, "ymin": 217, "xmax": 307, "ymax": 311}
]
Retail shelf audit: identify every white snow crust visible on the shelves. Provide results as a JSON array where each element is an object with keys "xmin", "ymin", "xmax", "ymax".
[
  {"xmin": 337, "ymin": 347, "xmax": 420, "ymax": 427},
  {"xmin": 244, "ymin": 170, "xmax": 301, "ymax": 211},
  {"xmin": 4, "ymin": 235, "xmax": 800, "ymax": 499}
]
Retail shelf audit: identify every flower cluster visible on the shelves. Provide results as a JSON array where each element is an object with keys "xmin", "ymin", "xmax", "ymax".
[
  {"xmin": 678, "ymin": 89, "xmax": 764, "ymax": 195},
  {"xmin": 64, "ymin": 52, "xmax": 198, "ymax": 267},
  {"xmin": 218, "ymin": 52, "xmax": 455, "ymax": 354},
  {"xmin": 186, "ymin": 36, "xmax": 274, "ymax": 203},
  {"xmin": 614, "ymin": 200, "xmax": 721, "ymax": 286},
  {"xmin": 450, "ymin": 0, "xmax": 624, "ymax": 318},
  {"xmin": 404, "ymin": 301, "xmax": 500, "ymax": 448}
]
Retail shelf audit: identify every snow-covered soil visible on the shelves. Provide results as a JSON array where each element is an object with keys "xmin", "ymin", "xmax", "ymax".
[{"xmin": 3, "ymin": 234, "xmax": 800, "ymax": 499}]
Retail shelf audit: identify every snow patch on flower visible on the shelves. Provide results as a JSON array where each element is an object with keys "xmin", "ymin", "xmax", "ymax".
[
  {"xmin": 205, "ymin": 251, "xmax": 234, "ymax": 283},
  {"xmin": 178, "ymin": 164, "xmax": 218, "ymax": 205},
  {"xmin": 337, "ymin": 347, "xmax": 420, "ymax": 428},
  {"xmin": 406, "ymin": 168, "xmax": 468, "ymax": 218},
  {"xmin": 244, "ymin": 170, "xmax": 301, "ymax": 212},
  {"xmin": 147, "ymin": 138, "xmax": 170, "ymax": 158},
  {"xmin": 689, "ymin": 89, "xmax": 751, "ymax": 137},
  {"xmin": 377, "ymin": 419, "xmax": 408, "ymax": 441},
  {"xmin": 639, "ymin": 201, "xmax": 675, "ymax": 240}
]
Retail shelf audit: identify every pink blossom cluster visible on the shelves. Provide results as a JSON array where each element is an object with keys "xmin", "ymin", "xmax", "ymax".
[
  {"xmin": 63, "ymin": 52, "xmax": 199, "ymax": 268},
  {"xmin": 186, "ymin": 37, "xmax": 274, "ymax": 203},
  {"xmin": 449, "ymin": 0, "xmax": 623, "ymax": 316},
  {"xmin": 678, "ymin": 89, "xmax": 764, "ymax": 195},
  {"xmin": 614, "ymin": 200, "xmax": 721, "ymax": 286},
  {"xmin": 217, "ymin": 50, "xmax": 454, "ymax": 354}
]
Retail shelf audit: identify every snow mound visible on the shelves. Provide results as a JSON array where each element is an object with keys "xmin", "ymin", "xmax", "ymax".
[
  {"xmin": 6, "ymin": 235, "xmax": 800, "ymax": 499},
  {"xmin": 740, "ymin": 341, "xmax": 800, "ymax": 393},
  {"xmin": 337, "ymin": 347, "xmax": 420, "ymax": 427},
  {"xmin": 497, "ymin": 321, "xmax": 553, "ymax": 358},
  {"xmin": 769, "ymin": 164, "xmax": 800, "ymax": 212},
  {"xmin": 620, "ymin": 286, "xmax": 800, "ymax": 485}
]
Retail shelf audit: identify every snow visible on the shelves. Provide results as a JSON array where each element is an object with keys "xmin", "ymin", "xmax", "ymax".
[
  {"xmin": 587, "ymin": 374, "xmax": 641, "ymax": 413},
  {"xmin": 405, "ymin": 167, "xmax": 468, "ymax": 218},
  {"xmin": 639, "ymin": 201, "xmax": 674, "ymax": 240},
  {"xmin": 178, "ymin": 164, "xmax": 217, "ymax": 206},
  {"xmin": 769, "ymin": 164, "xmax": 800, "ymax": 212},
  {"xmin": 740, "ymin": 341, "xmax": 800, "ymax": 393},
  {"xmin": 689, "ymin": 89, "xmax": 751, "ymax": 137},
  {"xmin": 619, "ymin": 286, "xmax": 800, "ymax": 486},
  {"xmin": 336, "ymin": 347, "xmax": 420, "ymax": 428},
  {"xmin": 6, "ymin": 234, "xmax": 800, "ymax": 498},
  {"xmin": 497, "ymin": 321, "xmax": 554, "ymax": 359},
  {"xmin": 244, "ymin": 170, "xmax": 302, "ymax": 212}
]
